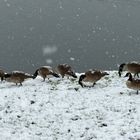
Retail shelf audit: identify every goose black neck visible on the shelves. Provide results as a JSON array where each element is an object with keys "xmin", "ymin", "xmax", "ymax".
[
  {"xmin": 118, "ymin": 63, "xmax": 125, "ymax": 77},
  {"xmin": 128, "ymin": 73, "xmax": 133, "ymax": 81},
  {"xmin": 79, "ymin": 74, "xmax": 86, "ymax": 87}
]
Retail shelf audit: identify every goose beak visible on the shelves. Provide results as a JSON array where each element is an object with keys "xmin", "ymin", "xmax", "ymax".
[
  {"xmin": 104, "ymin": 72, "xmax": 109, "ymax": 75},
  {"xmin": 124, "ymin": 72, "xmax": 132, "ymax": 78},
  {"xmin": 106, "ymin": 73, "xmax": 109, "ymax": 75},
  {"xmin": 124, "ymin": 73, "xmax": 128, "ymax": 78},
  {"xmin": 54, "ymin": 73, "xmax": 60, "ymax": 78},
  {"xmin": 73, "ymin": 75, "xmax": 77, "ymax": 78}
]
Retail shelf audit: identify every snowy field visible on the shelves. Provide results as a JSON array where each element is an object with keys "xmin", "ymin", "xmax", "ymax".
[{"xmin": 0, "ymin": 71, "xmax": 140, "ymax": 140}]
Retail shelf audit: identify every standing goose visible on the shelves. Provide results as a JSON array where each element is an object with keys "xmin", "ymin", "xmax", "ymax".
[
  {"xmin": 57, "ymin": 64, "xmax": 77, "ymax": 78},
  {"xmin": 33, "ymin": 66, "xmax": 59, "ymax": 81},
  {"xmin": 79, "ymin": 69, "xmax": 109, "ymax": 87},
  {"xmin": 4, "ymin": 71, "xmax": 35, "ymax": 86},
  {"xmin": 124, "ymin": 72, "xmax": 140, "ymax": 94},
  {"xmin": 118, "ymin": 62, "xmax": 140, "ymax": 77}
]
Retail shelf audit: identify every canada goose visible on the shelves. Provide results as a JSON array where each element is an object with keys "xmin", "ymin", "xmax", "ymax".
[
  {"xmin": 118, "ymin": 62, "xmax": 140, "ymax": 77},
  {"xmin": 4, "ymin": 71, "xmax": 35, "ymax": 86},
  {"xmin": 124, "ymin": 72, "xmax": 140, "ymax": 94},
  {"xmin": 0, "ymin": 69, "xmax": 5, "ymax": 81},
  {"xmin": 57, "ymin": 64, "xmax": 77, "ymax": 78},
  {"xmin": 33, "ymin": 66, "xmax": 59, "ymax": 81},
  {"xmin": 79, "ymin": 69, "xmax": 109, "ymax": 87}
]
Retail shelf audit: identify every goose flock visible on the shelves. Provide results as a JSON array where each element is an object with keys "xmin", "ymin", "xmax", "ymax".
[{"xmin": 0, "ymin": 62, "xmax": 140, "ymax": 94}]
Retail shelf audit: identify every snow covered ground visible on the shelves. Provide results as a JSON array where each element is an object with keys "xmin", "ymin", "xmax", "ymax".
[{"xmin": 0, "ymin": 71, "xmax": 140, "ymax": 140}]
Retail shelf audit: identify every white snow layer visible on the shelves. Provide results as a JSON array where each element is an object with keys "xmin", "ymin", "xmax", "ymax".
[{"xmin": 0, "ymin": 71, "xmax": 140, "ymax": 140}]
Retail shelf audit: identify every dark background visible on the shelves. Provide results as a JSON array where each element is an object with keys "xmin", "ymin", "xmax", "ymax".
[{"xmin": 0, "ymin": 0, "xmax": 140, "ymax": 73}]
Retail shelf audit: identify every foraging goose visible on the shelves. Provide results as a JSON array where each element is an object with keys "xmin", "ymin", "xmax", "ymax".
[
  {"xmin": 33, "ymin": 66, "xmax": 59, "ymax": 81},
  {"xmin": 79, "ymin": 69, "xmax": 109, "ymax": 87},
  {"xmin": 57, "ymin": 64, "xmax": 77, "ymax": 78},
  {"xmin": 124, "ymin": 72, "xmax": 140, "ymax": 94},
  {"xmin": 118, "ymin": 62, "xmax": 140, "ymax": 77},
  {"xmin": 4, "ymin": 71, "xmax": 35, "ymax": 86},
  {"xmin": 0, "ymin": 69, "xmax": 5, "ymax": 81}
]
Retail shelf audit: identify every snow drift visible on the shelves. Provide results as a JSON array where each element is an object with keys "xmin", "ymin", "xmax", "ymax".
[{"xmin": 0, "ymin": 71, "xmax": 140, "ymax": 140}]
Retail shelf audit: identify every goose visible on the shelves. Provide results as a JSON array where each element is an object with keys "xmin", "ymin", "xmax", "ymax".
[
  {"xmin": 57, "ymin": 64, "xmax": 77, "ymax": 78},
  {"xmin": 4, "ymin": 71, "xmax": 35, "ymax": 86},
  {"xmin": 79, "ymin": 69, "xmax": 109, "ymax": 87},
  {"xmin": 33, "ymin": 66, "xmax": 59, "ymax": 81},
  {"xmin": 118, "ymin": 62, "xmax": 140, "ymax": 77},
  {"xmin": 124, "ymin": 72, "xmax": 140, "ymax": 94}
]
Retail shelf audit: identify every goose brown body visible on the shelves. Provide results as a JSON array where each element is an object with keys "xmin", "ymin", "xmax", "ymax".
[
  {"xmin": 57, "ymin": 64, "xmax": 77, "ymax": 78},
  {"xmin": 33, "ymin": 66, "xmax": 59, "ymax": 81},
  {"xmin": 79, "ymin": 69, "xmax": 109, "ymax": 87},
  {"xmin": 125, "ymin": 72, "xmax": 140, "ymax": 94},
  {"xmin": 119, "ymin": 62, "xmax": 140, "ymax": 77},
  {"xmin": 4, "ymin": 71, "xmax": 34, "ymax": 85}
]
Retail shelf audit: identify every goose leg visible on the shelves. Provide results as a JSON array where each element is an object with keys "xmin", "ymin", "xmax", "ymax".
[{"xmin": 43, "ymin": 76, "xmax": 46, "ymax": 82}]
